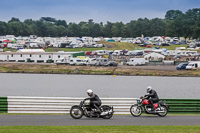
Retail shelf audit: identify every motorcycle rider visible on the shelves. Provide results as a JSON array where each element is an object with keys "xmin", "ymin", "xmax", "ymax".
[
  {"xmin": 84, "ymin": 89, "xmax": 103, "ymax": 114},
  {"xmin": 145, "ymin": 86, "xmax": 159, "ymax": 111}
]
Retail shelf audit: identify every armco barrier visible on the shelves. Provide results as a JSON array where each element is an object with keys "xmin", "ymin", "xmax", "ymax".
[
  {"xmin": 164, "ymin": 99, "xmax": 200, "ymax": 113},
  {"xmin": 6, "ymin": 96, "xmax": 137, "ymax": 114},
  {"xmin": 0, "ymin": 96, "xmax": 199, "ymax": 114},
  {"xmin": 0, "ymin": 97, "xmax": 8, "ymax": 113}
]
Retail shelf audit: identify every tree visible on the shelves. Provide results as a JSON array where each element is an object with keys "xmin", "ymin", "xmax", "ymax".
[
  {"xmin": 8, "ymin": 17, "xmax": 20, "ymax": 23},
  {"xmin": 1, "ymin": 8, "xmax": 200, "ymax": 39},
  {"xmin": 56, "ymin": 20, "xmax": 67, "ymax": 27},
  {"xmin": 111, "ymin": 22, "xmax": 124, "ymax": 37},
  {"xmin": 40, "ymin": 17, "xmax": 57, "ymax": 23},
  {"xmin": 0, "ymin": 21, "xmax": 7, "ymax": 35},
  {"xmin": 7, "ymin": 21, "xmax": 24, "ymax": 36},
  {"xmin": 67, "ymin": 23, "xmax": 81, "ymax": 37},
  {"xmin": 102, "ymin": 21, "xmax": 113, "ymax": 37},
  {"xmin": 165, "ymin": 10, "xmax": 183, "ymax": 20},
  {"xmin": 150, "ymin": 18, "xmax": 166, "ymax": 36}
]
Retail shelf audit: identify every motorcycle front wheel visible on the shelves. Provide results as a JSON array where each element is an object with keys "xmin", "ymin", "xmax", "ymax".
[
  {"xmin": 70, "ymin": 105, "xmax": 84, "ymax": 119},
  {"xmin": 130, "ymin": 105, "xmax": 142, "ymax": 117}
]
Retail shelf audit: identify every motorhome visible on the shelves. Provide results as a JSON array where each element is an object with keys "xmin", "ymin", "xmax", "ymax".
[
  {"xmin": 95, "ymin": 50, "xmax": 109, "ymax": 55},
  {"xmin": 186, "ymin": 61, "xmax": 200, "ymax": 70},
  {"xmin": 86, "ymin": 58, "xmax": 97, "ymax": 66},
  {"xmin": 125, "ymin": 50, "xmax": 144, "ymax": 56},
  {"xmin": 95, "ymin": 58, "xmax": 108, "ymax": 66},
  {"xmin": 126, "ymin": 58, "xmax": 148, "ymax": 66},
  {"xmin": 176, "ymin": 51, "xmax": 198, "ymax": 56},
  {"xmin": 56, "ymin": 57, "xmax": 69, "ymax": 65},
  {"xmin": 69, "ymin": 58, "xmax": 86, "ymax": 66}
]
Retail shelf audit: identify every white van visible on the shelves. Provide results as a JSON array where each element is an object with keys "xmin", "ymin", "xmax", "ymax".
[
  {"xmin": 186, "ymin": 61, "xmax": 200, "ymax": 70},
  {"xmin": 126, "ymin": 58, "xmax": 148, "ymax": 66}
]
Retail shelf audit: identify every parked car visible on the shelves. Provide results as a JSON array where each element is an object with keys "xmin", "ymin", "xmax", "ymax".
[
  {"xmin": 105, "ymin": 61, "xmax": 118, "ymax": 67},
  {"xmin": 176, "ymin": 62, "xmax": 189, "ymax": 70}
]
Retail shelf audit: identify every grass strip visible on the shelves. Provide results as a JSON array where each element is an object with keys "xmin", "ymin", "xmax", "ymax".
[
  {"xmin": 0, "ymin": 126, "xmax": 199, "ymax": 133},
  {"xmin": 1, "ymin": 63, "xmax": 200, "ymax": 77}
]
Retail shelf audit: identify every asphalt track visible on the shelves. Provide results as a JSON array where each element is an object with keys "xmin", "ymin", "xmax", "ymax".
[{"xmin": 0, "ymin": 115, "xmax": 199, "ymax": 126}]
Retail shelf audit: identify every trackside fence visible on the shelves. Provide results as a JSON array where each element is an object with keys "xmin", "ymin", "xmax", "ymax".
[
  {"xmin": 0, "ymin": 97, "xmax": 199, "ymax": 114},
  {"xmin": 163, "ymin": 99, "xmax": 200, "ymax": 113}
]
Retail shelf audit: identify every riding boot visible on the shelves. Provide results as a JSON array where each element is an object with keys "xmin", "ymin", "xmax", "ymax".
[
  {"xmin": 151, "ymin": 104, "xmax": 155, "ymax": 111},
  {"xmin": 93, "ymin": 104, "xmax": 101, "ymax": 113}
]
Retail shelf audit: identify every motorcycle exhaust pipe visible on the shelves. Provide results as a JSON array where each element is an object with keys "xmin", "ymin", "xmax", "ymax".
[{"xmin": 156, "ymin": 110, "xmax": 165, "ymax": 113}]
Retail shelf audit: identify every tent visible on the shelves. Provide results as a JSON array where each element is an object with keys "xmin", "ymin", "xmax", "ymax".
[
  {"xmin": 10, "ymin": 38, "xmax": 16, "ymax": 43},
  {"xmin": 144, "ymin": 52, "xmax": 165, "ymax": 61},
  {"xmin": 4, "ymin": 40, "xmax": 12, "ymax": 43}
]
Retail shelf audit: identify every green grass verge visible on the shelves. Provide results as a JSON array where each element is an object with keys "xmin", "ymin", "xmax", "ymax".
[
  {"xmin": 45, "ymin": 41, "xmax": 138, "ymax": 52},
  {"xmin": 44, "ymin": 43, "xmax": 192, "ymax": 52},
  {"xmin": 0, "ymin": 126, "xmax": 199, "ymax": 133}
]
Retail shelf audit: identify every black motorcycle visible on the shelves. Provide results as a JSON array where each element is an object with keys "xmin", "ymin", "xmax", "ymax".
[{"xmin": 70, "ymin": 99, "xmax": 114, "ymax": 119}]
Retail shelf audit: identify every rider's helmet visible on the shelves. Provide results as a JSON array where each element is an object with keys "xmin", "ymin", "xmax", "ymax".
[
  {"xmin": 87, "ymin": 89, "xmax": 93, "ymax": 97},
  {"xmin": 147, "ymin": 86, "xmax": 152, "ymax": 93}
]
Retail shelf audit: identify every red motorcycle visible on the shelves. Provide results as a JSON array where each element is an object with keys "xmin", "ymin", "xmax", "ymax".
[{"xmin": 130, "ymin": 96, "xmax": 169, "ymax": 117}]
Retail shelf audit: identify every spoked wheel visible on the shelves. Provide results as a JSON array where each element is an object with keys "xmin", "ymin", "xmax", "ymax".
[
  {"xmin": 157, "ymin": 106, "xmax": 168, "ymax": 117},
  {"xmin": 130, "ymin": 105, "xmax": 142, "ymax": 117},
  {"xmin": 70, "ymin": 106, "xmax": 84, "ymax": 119},
  {"xmin": 100, "ymin": 105, "xmax": 113, "ymax": 119}
]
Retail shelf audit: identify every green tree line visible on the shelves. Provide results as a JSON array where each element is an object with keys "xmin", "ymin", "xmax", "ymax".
[{"xmin": 0, "ymin": 8, "xmax": 200, "ymax": 39}]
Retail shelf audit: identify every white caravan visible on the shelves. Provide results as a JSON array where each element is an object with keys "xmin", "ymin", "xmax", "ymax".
[{"xmin": 126, "ymin": 58, "xmax": 148, "ymax": 66}]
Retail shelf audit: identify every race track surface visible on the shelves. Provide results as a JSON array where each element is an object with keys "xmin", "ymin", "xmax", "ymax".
[{"xmin": 0, "ymin": 115, "xmax": 199, "ymax": 126}]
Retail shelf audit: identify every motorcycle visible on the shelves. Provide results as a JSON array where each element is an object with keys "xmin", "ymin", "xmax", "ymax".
[
  {"xmin": 130, "ymin": 96, "xmax": 169, "ymax": 117},
  {"xmin": 70, "ymin": 99, "xmax": 114, "ymax": 119}
]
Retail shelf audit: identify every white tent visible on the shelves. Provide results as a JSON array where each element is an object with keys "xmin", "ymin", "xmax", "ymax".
[{"xmin": 144, "ymin": 52, "xmax": 165, "ymax": 61}]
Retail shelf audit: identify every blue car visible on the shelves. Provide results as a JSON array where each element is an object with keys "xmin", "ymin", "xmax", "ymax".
[{"xmin": 176, "ymin": 62, "xmax": 189, "ymax": 70}]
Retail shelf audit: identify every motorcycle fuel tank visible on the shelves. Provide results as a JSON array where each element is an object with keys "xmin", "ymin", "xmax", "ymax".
[{"xmin": 142, "ymin": 99, "xmax": 150, "ymax": 104}]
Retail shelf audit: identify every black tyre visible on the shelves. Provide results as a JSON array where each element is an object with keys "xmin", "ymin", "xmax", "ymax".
[
  {"xmin": 157, "ymin": 106, "xmax": 168, "ymax": 117},
  {"xmin": 130, "ymin": 105, "xmax": 142, "ymax": 117},
  {"xmin": 100, "ymin": 105, "xmax": 113, "ymax": 119},
  {"xmin": 70, "ymin": 105, "xmax": 84, "ymax": 119}
]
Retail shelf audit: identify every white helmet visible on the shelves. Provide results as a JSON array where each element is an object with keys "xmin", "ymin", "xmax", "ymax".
[
  {"xmin": 87, "ymin": 89, "xmax": 93, "ymax": 96},
  {"xmin": 147, "ymin": 86, "xmax": 152, "ymax": 93}
]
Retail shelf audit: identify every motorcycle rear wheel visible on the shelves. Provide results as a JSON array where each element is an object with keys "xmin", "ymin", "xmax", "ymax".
[
  {"xmin": 157, "ymin": 106, "xmax": 168, "ymax": 117},
  {"xmin": 130, "ymin": 105, "xmax": 142, "ymax": 117},
  {"xmin": 100, "ymin": 105, "xmax": 113, "ymax": 119},
  {"xmin": 70, "ymin": 106, "xmax": 84, "ymax": 119}
]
